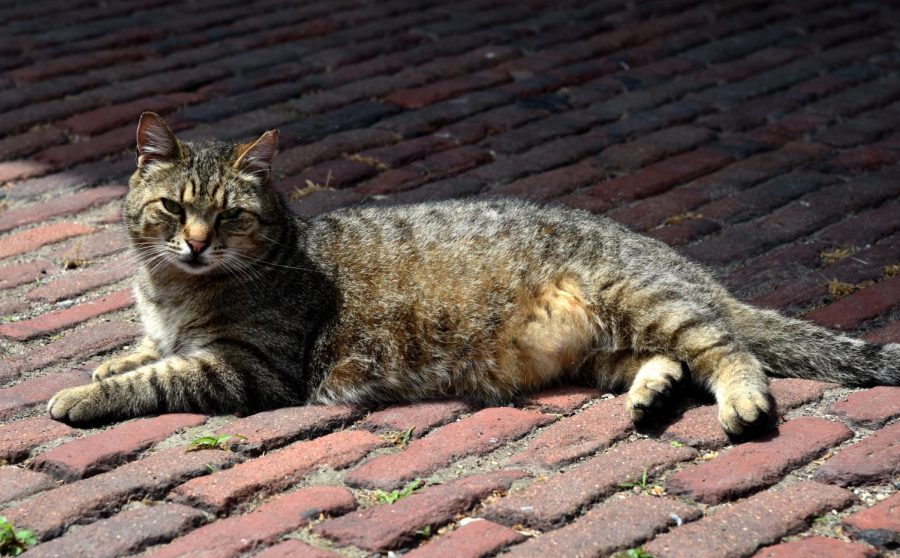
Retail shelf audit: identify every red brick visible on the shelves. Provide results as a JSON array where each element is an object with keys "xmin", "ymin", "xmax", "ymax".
[
  {"xmin": 483, "ymin": 440, "xmax": 696, "ymax": 529},
  {"xmin": 346, "ymin": 408, "xmax": 552, "ymax": 490},
  {"xmin": 27, "ymin": 259, "xmax": 137, "ymax": 302},
  {"xmin": 253, "ymin": 540, "xmax": 341, "ymax": 558},
  {"xmin": 59, "ymin": 93, "xmax": 203, "ymax": 136},
  {"xmin": 644, "ymin": 481, "xmax": 856, "ymax": 558},
  {"xmin": 314, "ymin": 470, "xmax": 526, "ymax": 551},
  {"xmin": 285, "ymin": 158, "xmax": 378, "ymax": 191},
  {"xmin": 805, "ymin": 276, "xmax": 900, "ymax": 331},
  {"xmin": 0, "ymin": 160, "xmax": 51, "ymax": 182},
  {"xmin": 11, "ymin": 47, "xmax": 148, "ymax": 83},
  {"xmin": 815, "ymin": 421, "xmax": 899, "ymax": 487},
  {"xmin": 23, "ymin": 503, "xmax": 206, "ymax": 558},
  {"xmin": 170, "ymin": 430, "xmax": 383, "ymax": 513},
  {"xmin": 753, "ymin": 536, "xmax": 880, "ymax": 558},
  {"xmin": 405, "ymin": 519, "xmax": 525, "ymax": 558},
  {"xmin": 0, "ymin": 417, "xmax": 76, "ymax": 464},
  {"xmin": 494, "ymin": 159, "xmax": 607, "ymax": 200},
  {"xmin": 58, "ymin": 228, "xmax": 129, "ymax": 261},
  {"xmin": 0, "ymin": 320, "xmax": 141, "ymax": 383},
  {"xmin": 770, "ymin": 378, "xmax": 836, "ymax": 409},
  {"xmin": 2, "ymin": 446, "xmax": 240, "ymax": 541},
  {"xmin": 0, "ymin": 222, "xmax": 94, "ymax": 260},
  {"xmin": 214, "ymin": 404, "xmax": 364, "ymax": 454},
  {"xmin": 149, "ymin": 487, "xmax": 356, "ymax": 558},
  {"xmin": 830, "ymin": 387, "xmax": 900, "ymax": 427},
  {"xmin": 843, "ymin": 492, "xmax": 900, "ymax": 548},
  {"xmin": 387, "ymin": 69, "xmax": 510, "ymax": 109},
  {"xmin": 599, "ymin": 125, "xmax": 716, "ymax": 172},
  {"xmin": 357, "ymin": 134, "xmax": 455, "ymax": 169},
  {"xmin": 865, "ymin": 320, "xmax": 900, "ymax": 343},
  {"xmin": 0, "ymin": 258, "xmax": 52, "ymax": 290},
  {"xmin": 32, "ymin": 414, "xmax": 207, "ymax": 482},
  {"xmin": 274, "ymin": 128, "xmax": 397, "ymax": 176},
  {"xmin": 362, "ymin": 400, "xmax": 471, "ymax": 437},
  {"xmin": 0, "ymin": 467, "xmax": 56, "ymax": 505},
  {"xmin": 504, "ymin": 495, "xmax": 701, "ymax": 558},
  {"xmin": 0, "ymin": 370, "xmax": 91, "ymax": 419},
  {"xmin": 648, "ymin": 217, "xmax": 721, "ymax": 246},
  {"xmin": 0, "ymin": 127, "xmax": 67, "ymax": 161},
  {"xmin": 0, "ymin": 185, "xmax": 126, "ymax": 234},
  {"xmin": 34, "ymin": 125, "xmax": 135, "ymax": 168},
  {"xmin": 666, "ymin": 418, "xmax": 852, "ymax": 504},
  {"xmin": 0, "ymin": 288, "xmax": 134, "ymax": 340},
  {"xmin": 509, "ymin": 395, "xmax": 632, "ymax": 468},
  {"xmin": 523, "ymin": 386, "xmax": 597, "ymax": 415}
]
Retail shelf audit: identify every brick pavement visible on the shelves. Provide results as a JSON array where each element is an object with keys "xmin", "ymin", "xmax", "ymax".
[{"xmin": 1, "ymin": 1, "xmax": 899, "ymax": 556}]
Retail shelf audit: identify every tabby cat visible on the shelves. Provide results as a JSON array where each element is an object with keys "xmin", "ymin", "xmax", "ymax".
[{"xmin": 48, "ymin": 112, "xmax": 900, "ymax": 436}]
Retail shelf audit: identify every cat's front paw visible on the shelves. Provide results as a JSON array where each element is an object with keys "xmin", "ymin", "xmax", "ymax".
[
  {"xmin": 48, "ymin": 384, "xmax": 106, "ymax": 424},
  {"xmin": 92, "ymin": 357, "xmax": 138, "ymax": 381},
  {"xmin": 717, "ymin": 386, "xmax": 774, "ymax": 437}
]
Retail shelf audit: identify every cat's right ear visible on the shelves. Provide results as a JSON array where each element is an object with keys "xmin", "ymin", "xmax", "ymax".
[{"xmin": 136, "ymin": 112, "xmax": 181, "ymax": 168}]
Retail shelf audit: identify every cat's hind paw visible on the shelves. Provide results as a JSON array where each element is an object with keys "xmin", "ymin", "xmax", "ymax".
[
  {"xmin": 626, "ymin": 355, "xmax": 684, "ymax": 424},
  {"xmin": 717, "ymin": 386, "xmax": 775, "ymax": 437}
]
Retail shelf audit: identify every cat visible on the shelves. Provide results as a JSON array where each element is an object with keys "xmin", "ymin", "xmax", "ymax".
[{"xmin": 48, "ymin": 112, "xmax": 900, "ymax": 436}]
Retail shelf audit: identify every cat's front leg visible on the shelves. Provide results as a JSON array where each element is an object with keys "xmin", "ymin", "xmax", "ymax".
[
  {"xmin": 48, "ymin": 352, "xmax": 247, "ymax": 424},
  {"xmin": 92, "ymin": 337, "xmax": 160, "ymax": 381}
]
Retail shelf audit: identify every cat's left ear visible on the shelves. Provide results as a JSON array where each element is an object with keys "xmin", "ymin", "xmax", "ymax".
[{"xmin": 234, "ymin": 130, "xmax": 279, "ymax": 182}]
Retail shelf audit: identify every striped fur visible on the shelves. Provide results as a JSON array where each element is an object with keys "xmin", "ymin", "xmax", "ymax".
[{"xmin": 48, "ymin": 115, "xmax": 900, "ymax": 435}]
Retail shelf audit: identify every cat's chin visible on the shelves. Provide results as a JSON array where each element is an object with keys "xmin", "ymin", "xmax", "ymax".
[{"xmin": 172, "ymin": 259, "xmax": 216, "ymax": 275}]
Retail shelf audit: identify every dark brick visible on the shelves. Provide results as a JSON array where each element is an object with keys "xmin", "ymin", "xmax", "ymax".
[
  {"xmin": 753, "ymin": 536, "xmax": 880, "ymax": 558},
  {"xmin": 170, "ymin": 430, "xmax": 383, "ymax": 513},
  {"xmin": 32, "ymin": 414, "xmax": 207, "ymax": 481},
  {"xmin": 866, "ymin": 321, "xmax": 900, "ymax": 344},
  {"xmin": 314, "ymin": 470, "xmax": 526, "ymax": 551},
  {"xmin": 0, "ymin": 288, "xmax": 134, "ymax": 341},
  {"xmin": 504, "ymin": 495, "xmax": 701, "ymax": 558},
  {"xmin": 814, "ymin": 422, "xmax": 900, "ymax": 487},
  {"xmin": 599, "ymin": 125, "xmax": 716, "ymax": 172},
  {"xmin": 275, "ymin": 128, "xmax": 397, "ymax": 176},
  {"xmin": 148, "ymin": 487, "xmax": 356, "ymax": 558},
  {"xmin": 23, "ymin": 503, "xmax": 206, "ymax": 558},
  {"xmin": 644, "ymin": 481, "xmax": 856, "ymax": 558},
  {"xmin": 483, "ymin": 440, "xmax": 696, "ymax": 529},
  {"xmin": 805, "ymin": 276, "xmax": 900, "ymax": 331},
  {"xmin": 666, "ymin": 417, "xmax": 852, "ymax": 504},
  {"xmin": 345, "ymin": 408, "xmax": 552, "ymax": 491},
  {"xmin": 508, "ymin": 395, "xmax": 632, "ymax": 468},
  {"xmin": 829, "ymin": 387, "xmax": 900, "ymax": 428},
  {"xmin": 843, "ymin": 493, "xmax": 900, "ymax": 549},
  {"xmin": 0, "ymin": 467, "xmax": 56, "ymax": 505},
  {"xmin": 58, "ymin": 93, "xmax": 204, "ymax": 136},
  {"xmin": 405, "ymin": 519, "xmax": 524, "ymax": 558},
  {"xmin": 2, "ymin": 446, "xmax": 240, "ymax": 541},
  {"xmin": 494, "ymin": 159, "xmax": 607, "ymax": 201}
]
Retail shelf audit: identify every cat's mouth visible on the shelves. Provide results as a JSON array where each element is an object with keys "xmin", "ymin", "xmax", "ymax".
[{"xmin": 174, "ymin": 254, "xmax": 214, "ymax": 274}]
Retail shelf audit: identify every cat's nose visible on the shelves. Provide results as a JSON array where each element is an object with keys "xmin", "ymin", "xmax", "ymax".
[{"xmin": 187, "ymin": 239, "xmax": 209, "ymax": 254}]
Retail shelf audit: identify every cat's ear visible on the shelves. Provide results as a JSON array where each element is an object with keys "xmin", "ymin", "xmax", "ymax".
[
  {"xmin": 136, "ymin": 112, "xmax": 181, "ymax": 168},
  {"xmin": 234, "ymin": 130, "xmax": 279, "ymax": 182}
]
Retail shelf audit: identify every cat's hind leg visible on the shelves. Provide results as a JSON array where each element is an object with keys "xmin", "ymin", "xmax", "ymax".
[{"xmin": 625, "ymin": 354, "xmax": 684, "ymax": 424}]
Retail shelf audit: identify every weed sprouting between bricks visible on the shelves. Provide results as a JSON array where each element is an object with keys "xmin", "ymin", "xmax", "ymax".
[
  {"xmin": 0, "ymin": 517, "xmax": 36, "ymax": 557},
  {"xmin": 186, "ymin": 433, "xmax": 247, "ymax": 452}
]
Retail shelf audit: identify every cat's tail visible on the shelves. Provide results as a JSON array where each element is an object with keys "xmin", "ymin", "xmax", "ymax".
[{"xmin": 728, "ymin": 300, "xmax": 900, "ymax": 386}]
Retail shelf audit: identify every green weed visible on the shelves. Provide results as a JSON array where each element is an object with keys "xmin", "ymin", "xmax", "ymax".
[
  {"xmin": 0, "ymin": 516, "xmax": 36, "ymax": 556},
  {"xmin": 186, "ymin": 433, "xmax": 247, "ymax": 452}
]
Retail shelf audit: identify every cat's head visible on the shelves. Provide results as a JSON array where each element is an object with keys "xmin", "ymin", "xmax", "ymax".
[{"xmin": 124, "ymin": 112, "xmax": 284, "ymax": 278}]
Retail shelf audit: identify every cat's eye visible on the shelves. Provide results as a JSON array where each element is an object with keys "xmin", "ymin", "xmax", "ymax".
[
  {"xmin": 219, "ymin": 208, "xmax": 243, "ymax": 220},
  {"xmin": 161, "ymin": 198, "xmax": 183, "ymax": 215}
]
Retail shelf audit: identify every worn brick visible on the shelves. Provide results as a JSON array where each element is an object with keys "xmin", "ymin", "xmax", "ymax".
[
  {"xmin": 405, "ymin": 519, "xmax": 525, "ymax": 558},
  {"xmin": 59, "ymin": 93, "xmax": 203, "ymax": 136},
  {"xmin": 346, "ymin": 408, "xmax": 552, "ymax": 491},
  {"xmin": 830, "ymin": 386, "xmax": 900, "ymax": 427},
  {"xmin": 0, "ymin": 288, "xmax": 134, "ymax": 340},
  {"xmin": 0, "ymin": 258, "xmax": 52, "ymax": 290},
  {"xmin": 274, "ymin": 128, "xmax": 397, "ymax": 176},
  {"xmin": 805, "ymin": 276, "xmax": 900, "ymax": 331},
  {"xmin": 0, "ymin": 185, "xmax": 126, "ymax": 234},
  {"xmin": 666, "ymin": 417, "xmax": 852, "ymax": 504},
  {"xmin": 0, "ymin": 127, "xmax": 67, "ymax": 161},
  {"xmin": 504, "ymin": 495, "xmax": 701, "ymax": 558},
  {"xmin": 253, "ymin": 540, "xmax": 341, "ymax": 558},
  {"xmin": 32, "ymin": 414, "xmax": 207, "ymax": 481},
  {"xmin": 314, "ymin": 470, "xmax": 526, "ymax": 551},
  {"xmin": 599, "ymin": 125, "xmax": 716, "ymax": 172},
  {"xmin": 483, "ymin": 440, "xmax": 696, "ymax": 529},
  {"xmin": 0, "ymin": 466, "xmax": 56, "ymax": 505},
  {"xmin": 214, "ymin": 404, "xmax": 364, "ymax": 454},
  {"xmin": 866, "ymin": 320, "xmax": 900, "ymax": 343},
  {"xmin": 814, "ymin": 422, "xmax": 900, "ymax": 487},
  {"xmin": 523, "ymin": 386, "xmax": 597, "ymax": 415},
  {"xmin": 3, "ymin": 446, "xmax": 239, "ymax": 540},
  {"xmin": 23, "ymin": 503, "xmax": 207, "ymax": 558},
  {"xmin": 0, "ymin": 417, "xmax": 76, "ymax": 464},
  {"xmin": 362, "ymin": 400, "xmax": 471, "ymax": 437},
  {"xmin": 494, "ymin": 159, "xmax": 607, "ymax": 201},
  {"xmin": 171, "ymin": 430, "xmax": 382, "ymax": 513},
  {"xmin": 0, "ymin": 370, "xmax": 91, "ymax": 419},
  {"xmin": 0, "ymin": 160, "xmax": 51, "ymax": 182},
  {"xmin": 0, "ymin": 222, "xmax": 94, "ymax": 261},
  {"xmin": 753, "ymin": 536, "xmax": 880, "ymax": 558},
  {"xmin": 27, "ymin": 259, "xmax": 137, "ymax": 303},
  {"xmin": 0, "ymin": 320, "xmax": 141, "ymax": 382},
  {"xmin": 843, "ymin": 492, "xmax": 900, "ymax": 548},
  {"xmin": 508, "ymin": 395, "xmax": 632, "ymax": 468},
  {"xmin": 645, "ymin": 481, "xmax": 856, "ymax": 558},
  {"xmin": 148, "ymin": 487, "xmax": 355, "ymax": 558},
  {"xmin": 58, "ymin": 228, "xmax": 129, "ymax": 261}
]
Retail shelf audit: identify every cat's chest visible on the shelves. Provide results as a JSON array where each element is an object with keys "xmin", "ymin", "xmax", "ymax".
[{"xmin": 137, "ymin": 289, "xmax": 215, "ymax": 355}]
